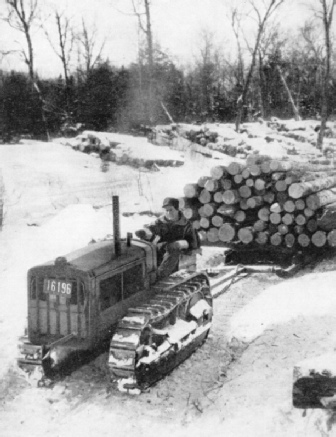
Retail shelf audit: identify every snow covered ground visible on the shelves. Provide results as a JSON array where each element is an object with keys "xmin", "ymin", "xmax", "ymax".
[{"xmin": 1, "ymin": 127, "xmax": 336, "ymax": 436}]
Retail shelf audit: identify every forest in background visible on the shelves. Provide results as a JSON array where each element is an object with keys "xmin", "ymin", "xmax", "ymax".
[{"xmin": 1, "ymin": 0, "xmax": 336, "ymax": 141}]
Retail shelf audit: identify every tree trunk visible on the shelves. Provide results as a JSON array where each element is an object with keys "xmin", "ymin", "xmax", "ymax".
[{"xmin": 276, "ymin": 65, "xmax": 301, "ymax": 121}]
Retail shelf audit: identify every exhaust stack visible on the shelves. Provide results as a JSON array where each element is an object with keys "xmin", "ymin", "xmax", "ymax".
[{"xmin": 112, "ymin": 196, "xmax": 121, "ymax": 257}]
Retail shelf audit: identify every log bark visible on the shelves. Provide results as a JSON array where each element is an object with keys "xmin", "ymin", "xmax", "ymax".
[
  {"xmin": 306, "ymin": 188, "xmax": 336, "ymax": 210},
  {"xmin": 317, "ymin": 201, "xmax": 336, "ymax": 231},
  {"xmin": 288, "ymin": 175, "xmax": 336, "ymax": 199}
]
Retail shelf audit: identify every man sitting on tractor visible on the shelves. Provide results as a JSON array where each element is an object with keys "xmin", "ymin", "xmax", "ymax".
[{"xmin": 135, "ymin": 197, "xmax": 200, "ymax": 279}]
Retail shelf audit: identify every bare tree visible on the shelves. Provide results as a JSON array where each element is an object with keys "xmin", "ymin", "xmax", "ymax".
[
  {"xmin": 76, "ymin": 19, "xmax": 105, "ymax": 75},
  {"xmin": 131, "ymin": 0, "xmax": 155, "ymax": 123},
  {"xmin": 234, "ymin": 0, "xmax": 286, "ymax": 132},
  {"xmin": 43, "ymin": 9, "xmax": 75, "ymax": 87},
  {"xmin": 4, "ymin": 0, "xmax": 49, "ymax": 140},
  {"xmin": 316, "ymin": 0, "xmax": 335, "ymax": 150}
]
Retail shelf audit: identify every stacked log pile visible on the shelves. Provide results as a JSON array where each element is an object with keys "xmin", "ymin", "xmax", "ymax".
[{"xmin": 180, "ymin": 155, "xmax": 336, "ymax": 253}]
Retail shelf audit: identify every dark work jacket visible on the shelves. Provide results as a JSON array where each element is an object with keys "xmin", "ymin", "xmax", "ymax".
[{"xmin": 146, "ymin": 212, "xmax": 199, "ymax": 250}]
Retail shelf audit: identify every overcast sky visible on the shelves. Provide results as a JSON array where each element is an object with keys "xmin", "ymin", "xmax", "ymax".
[{"xmin": 0, "ymin": 0, "xmax": 314, "ymax": 77}]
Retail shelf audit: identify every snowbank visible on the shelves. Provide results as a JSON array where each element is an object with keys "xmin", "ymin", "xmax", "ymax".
[{"xmin": 228, "ymin": 271, "xmax": 336, "ymax": 343}]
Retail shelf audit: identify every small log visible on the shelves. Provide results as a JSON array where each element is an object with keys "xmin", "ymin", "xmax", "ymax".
[
  {"xmin": 213, "ymin": 191, "xmax": 224, "ymax": 203},
  {"xmin": 210, "ymin": 165, "xmax": 227, "ymax": 180},
  {"xmin": 197, "ymin": 176, "xmax": 211, "ymax": 188},
  {"xmin": 205, "ymin": 179, "xmax": 220, "ymax": 192},
  {"xmin": 261, "ymin": 161, "xmax": 271, "ymax": 174},
  {"xmin": 240, "ymin": 199, "xmax": 249, "ymax": 210},
  {"xmin": 285, "ymin": 233, "xmax": 295, "ymax": 248},
  {"xmin": 200, "ymin": 217, "xmax": 210, "ymax": 229},
  {"xmin": 192, "ymin": 220, "xmax": 201, "ymax": 230},
  {"xmin": 270, "ymin": 212, "xmax": 282, "ymax": 225},
  {"xmin": 221, "ymin": 179, "xmax": 232, "ymax": 190},
  {"xmin": 217, "ymin": 204, "xmax": 237, "ymax": 217},
  {"xmin": 183, "ymin": 207, "xmax": 199, "ymax": 220},
  {"xmin": 327, "ymin": 229, "xmax": 336, "ymax": 247},
  {"xmin": 254, "ymin": 188, "xmax": 266, "ymax": 196},
  {"xmin": 211, "ymin": 215, "xmax": 224, "ymax": 227},
  {"xmin": 295, "ymin": 199, "xmax": 306, "ymax": 210},
  {"xmin": 198, "ymin": 230, "xmax": 208, "ymax": 242},
  {"xmin": 272, "ymin": 172, "xmax": 286, "ymax": 182},
  {"xmin": 258, "ymin": 207, "xmax": 270, "ymax": 222},
  {"xmin": 256, "ymin": 231, "xmax": 269, "ymax": 245},
  {"xmin": 248, "ymin": 164, "xmax": 261, "ymax": 177},
  {"xmin": 263, "ymin": 191, "xmax": 275, "ymax": 204},
  {"xmin": 282, "ymin": 213, "xmax": 294, "ymax": 226},
  {"xmin": 311, "ymin": 230, "xmax": 327, "ymax": 247},
  {"xmin": 284, "ymin": 200, "xmax": 295, "ymax": 213},
  {"xmin": 298, "ymin": 233, "xmax": 310, "ymax": 247},
  {"xmin": 237, "ymin": 227, "xmax": 254, "ymax": 244},
  {"xmin": 270, "ymin": 232, "xmax": 282, "ymax": 246},
  {"xmin": 277, "ymin": 192, "xmax": 288, "ymax": 204},
  {"xmin": 199, "ymin": 189, "xmax": 212, "ymax": 204},
  {"xmin": 202, "ymin": 203, "xmax": 216, "ymax": 217},
  {"xmin": 246, "ymin": 178, "xmax": 254, "ymax": 188},
  {"xmin": 239, "ymin": 185, "xmax": 252, "ymax": 198},
  {"xmin": 306, "ymin": 219, "xmax": 318, "ymax": 233},
  {"xmin": 184, "ymin": 183, "xmax": 200, "ymax": 198},
  {"xmin": 242, "ymin": 168, "xmax": 250, "ymax": 179},
  {"xmin": 275, "ymin": 180, "xmax": 287, "ymax": 192},
  {"xmin": 218, "ymin": 223, "xmax": 236, "ymax": 242},
  {"xmin": 246, "ymin": 196, "xmax": 263, "ymax": 209},
  {"xmin": 304, "ymin": 208, "xmax": 314, "ymax": 218},
  {"xmin": 222, "ymin": 189, "xmax": 240, "ymax": 205},
  {"xmin": 294, "ymin": 225, "xmax": 304, "ymax": 235},
  {"xmin": 270, "ymin": 160, "xmax": 292, "ymax": 172},
  {"xmin": 295, "ymin": 214, "xmax": 306, "ymax": 226},
  {"xmin": 227, "ymin": 162, "xmax": 244, "ymax": 176},
  {"xmin": 234, "ymin": 174, "xmax": 244, "ymax": 185},
  {"xmin": 288, "ymin": 175, "xmax": 336, "ymax": 199},
  {"xmin": 254, "ymin": 179, "xmax": 265, "ymax": 191},
  {"xmin": 270, "ymin": 203, "xmax": 282, "ymax": 213},
  {"xmin": 207, "ymin": 227, "xmax": 219, "ymax": 243},
  {"xmin": 253, "ymin": 220, "xmax": 267, "ymax": 232},
  {"xmin": 278, "ymin": 224, "xmax": 289, "ymax": 235},
  {"xmin": 234, "ymin": 210, "xmax": 246, "ymax": 223}
]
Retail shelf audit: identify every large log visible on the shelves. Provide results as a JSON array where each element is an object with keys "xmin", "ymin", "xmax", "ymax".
[
  {"xmin": 306, "ymin": 188, "xmax": 336, "ymax": 210},
  {"xmin": 211, "ymin": 215, "xmax": 224, "ymax": 227},
  {"xmin": 289, "ymin": 175, "xmax": 336, "ymax": 199},
  {"xmin": 239, "ymin": 185, "xmax": 252, "ymax": 198}
]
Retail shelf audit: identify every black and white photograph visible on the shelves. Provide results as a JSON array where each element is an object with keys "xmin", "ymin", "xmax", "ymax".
[{"xmin": 1, "ymin": 1, "xmax": 336, "ymax": 436}]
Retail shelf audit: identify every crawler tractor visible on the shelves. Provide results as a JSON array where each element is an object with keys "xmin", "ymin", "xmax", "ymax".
[{"xmin": 17, "ymin": 197, "xmax": 214, "ymax": 392}]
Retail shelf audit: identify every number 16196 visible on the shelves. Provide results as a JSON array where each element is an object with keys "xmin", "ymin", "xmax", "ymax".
[{"xmin": 43, "ymin": 279, "xmax": 72, "ymax": 297}]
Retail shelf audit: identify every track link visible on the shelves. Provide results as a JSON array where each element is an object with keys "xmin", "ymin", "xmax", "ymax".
[{"xmin": 108, "ymin": 272, "xmax": 213, "ymax": 393}]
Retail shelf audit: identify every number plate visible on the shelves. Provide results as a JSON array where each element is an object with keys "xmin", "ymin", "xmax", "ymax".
[{"xmin": 43, "ymin": 279, "xmax": 72, "ymax": 297}]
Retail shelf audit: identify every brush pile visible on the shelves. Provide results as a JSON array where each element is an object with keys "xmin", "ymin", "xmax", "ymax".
[{"xmin": 180, "ymin": 155, "xmax": 336, "ymax": 254}]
